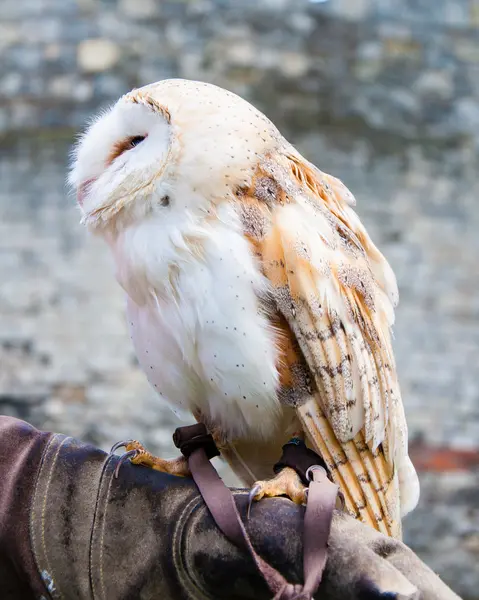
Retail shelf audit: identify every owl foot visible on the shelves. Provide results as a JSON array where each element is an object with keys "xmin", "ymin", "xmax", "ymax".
[
  {"xmin": 248, "ymin": 466, "xmax": 307, "ymax": 517},
  {"xmin": 111, "ymin": 440, "xmax": 190, "ymax": 479}
]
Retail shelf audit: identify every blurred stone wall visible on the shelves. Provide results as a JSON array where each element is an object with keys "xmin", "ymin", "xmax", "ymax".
[
  {"xmin": 1, "ymin": 1, "xmax": 479, "ymax": 597},
  {"xmin": 2, "ymin": 0, "xmax": 479, "ymax": 141}
]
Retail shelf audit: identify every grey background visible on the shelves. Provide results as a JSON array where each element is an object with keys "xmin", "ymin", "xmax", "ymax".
[{"xmin": 1, "ymin": 0, "xmax": 478, "ymax": 596}]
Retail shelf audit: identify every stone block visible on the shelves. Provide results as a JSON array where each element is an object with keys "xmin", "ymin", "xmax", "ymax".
[
  {"xmin": 414, "ymin": 70, "xmax": 454, "ymax": 100},
  {"xmin": 118, "ymin": 0, "xmax": 159, "ymax": 19},
  {"xmin": 77, "ymin": 38, "xmax": 121, "ymax": 72},
  {"xmin": 455, "ymin": 38, "xmax": 479, "ymax": 63},
  {"xmin": 383, "ymin": 38, "xmax": 422, "ymax": 61},
  {"xmin": 0, "ymin": 23, "xmax": 21, "ymax": 50},
  {"xmin": 278, "ymin": 51, "xmax": 310, "ymax": 77},
  {"xmin": 316, "ymin": 0, "xmax": 372, "ymax": 21}
]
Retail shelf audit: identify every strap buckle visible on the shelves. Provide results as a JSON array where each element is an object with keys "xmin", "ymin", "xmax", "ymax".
[{"xmin": 305, "ymin": 465, "xmax": 327, "ymax": 482}]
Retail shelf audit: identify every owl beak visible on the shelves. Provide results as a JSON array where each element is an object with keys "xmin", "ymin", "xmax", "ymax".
[{"xmin": 77, "ymin": 178, "xmax": 96, "ymax": 207}]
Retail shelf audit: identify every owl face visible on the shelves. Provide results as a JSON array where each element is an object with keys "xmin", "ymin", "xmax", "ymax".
[
  {"xmin": 69, "ymin": 79, "xmax": 283, "ymax": 236},
  {"xmin": 69, "ymin": 93, "xmax": 173, "ymax": 232}
]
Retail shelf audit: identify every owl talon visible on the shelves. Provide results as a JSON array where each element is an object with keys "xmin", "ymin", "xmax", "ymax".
[
  {"xmin": 114, "ymin": 449, "xmax": 139, "ymax": 478},
  {"xmin": 110, "ymin": 439, "xmax": 134, "ymax": 454},
  {"xmin": 247, "ymin": 485, "xmax": 261, "ymax": 519},
  {"xmin": 110, "ymin": 439, "xmax": 190, "ymax": 478},
  {"xmin": 250, "ymin": 467, "xmax": 307, "ymax": 507}
]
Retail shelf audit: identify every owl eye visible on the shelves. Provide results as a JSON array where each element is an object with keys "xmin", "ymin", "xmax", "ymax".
[
  {"xmin": 107, "ymin": 135, "xmax": 147, "ymax": 164},
  {"xmin": 129, "ymin": 135, "xmax": 146, "ymax": 148}
]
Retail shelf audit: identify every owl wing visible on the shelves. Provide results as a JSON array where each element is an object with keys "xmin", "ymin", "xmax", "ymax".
[{"xmin": 237, "ymin": 151, "xmax": 419, "ymax": 538}]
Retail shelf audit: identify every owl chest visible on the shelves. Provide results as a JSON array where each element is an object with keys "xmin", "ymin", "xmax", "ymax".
[{"xmin": 124, "ymin": 227, "xmax": 282, "ymax": 439}]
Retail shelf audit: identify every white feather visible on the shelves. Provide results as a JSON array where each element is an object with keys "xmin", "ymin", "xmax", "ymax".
[{"xmin": 114, "ymin": 205, "xmax": 282, "ymax": 440}]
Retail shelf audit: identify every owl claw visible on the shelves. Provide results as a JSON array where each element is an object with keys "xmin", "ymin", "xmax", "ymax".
[
  {"xmin": 111, "ymin": 439, "xmax": 139, "ymax": 479},
  {"xmin": 113, "ymin": 449, "xmax": 139, "ymax": 478},
  {"xmin": 248, "ymin": 467, "xmax": 307, "ymax": 510},
  {"xmin": 110, "ymin": 439, "xmax": 191, "ymax": 478},
  {"xmin": 110, "ymin": 439, "xmax": 134, "ymax": 454},
  {"xmin": 247, "ymin": 485, "xmax": 261, "ymax": 519}
]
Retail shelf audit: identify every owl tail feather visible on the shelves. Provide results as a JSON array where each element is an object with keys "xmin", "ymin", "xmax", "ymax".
[
  {"xmin": 297, "ymin": 398, "xmax": 402, "ymax": 539},
  {"xmin": 397, "ymin": 455, "xmax": 420, "ymax": 517}
]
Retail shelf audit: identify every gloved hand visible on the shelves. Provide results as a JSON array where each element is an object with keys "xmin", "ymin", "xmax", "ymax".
[{"xmin": 0, "ymin": 416, "xmax": 461, "ymax": 600}]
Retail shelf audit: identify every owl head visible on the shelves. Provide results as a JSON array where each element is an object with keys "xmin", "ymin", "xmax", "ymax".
[{"xmin": 68, "ymin": 79, "xmax": 282, "ymax": 237}]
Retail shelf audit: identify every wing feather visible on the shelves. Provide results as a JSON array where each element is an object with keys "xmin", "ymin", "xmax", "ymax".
[{"xmin": 237, "ymin": 151, "xmax": 419, "ymax": 538}]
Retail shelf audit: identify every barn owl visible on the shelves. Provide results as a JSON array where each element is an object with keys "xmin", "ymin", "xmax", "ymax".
[{"xmin": 69, "ymin": 79, "xmax": 419, "ymax": 539}]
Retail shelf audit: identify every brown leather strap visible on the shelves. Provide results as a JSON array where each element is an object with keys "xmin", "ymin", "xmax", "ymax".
[
  {"xmin": 187, "ymin": 447, "xmax": 338, "ymax": 600},
  {"xmin": 302, "ymin": 467, "xmax": 338, "ymax": 596}
]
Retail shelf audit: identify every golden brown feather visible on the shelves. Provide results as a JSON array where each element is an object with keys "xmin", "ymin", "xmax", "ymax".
[{"xmin": 232, "ymin": 155, "xmax": 407, "ymax": 538}]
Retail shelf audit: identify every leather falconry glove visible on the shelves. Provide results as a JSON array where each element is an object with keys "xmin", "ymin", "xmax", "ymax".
[{"xmin": 0, "ymin": 416, "xmax": 461, "ymax": 600}]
